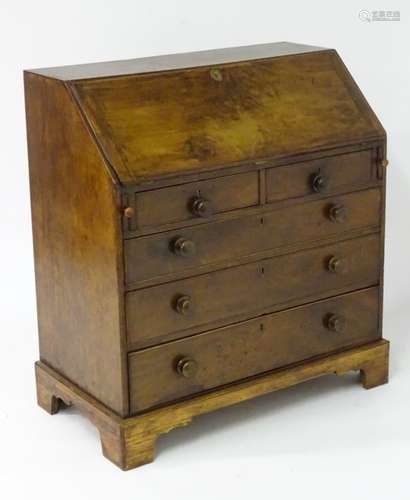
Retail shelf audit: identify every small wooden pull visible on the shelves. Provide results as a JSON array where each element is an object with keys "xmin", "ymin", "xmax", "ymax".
[
  {"xmin": 326, "ymin": 314, "xmax": 346, "ymax": 333},
  {"xmin": 311, "ymin": 172, "xmax": 329, "ymax": 193},
  {"xmin": 377, "ymin": 158, "xmax": 389, "ymax": 179},
  {"xmin": 123, "ymin": 206, "xmax": 134, "ymax": 218},
  {"xmin": 173, "ymin": 237, "xmax": 196, "ymax": 257},
  {"xmin": 328, "ymin": 204, "xmax": 347, "ymax": 223},
  {"xmin": 190, "ymin": 196, "xmax": 213, "ymax": 218},
  {"xmin": 327, "ymin": 256, "xmax": 348, "ymax": 274},
  {"xmin": 174, "ymin": 295, "xmax": 192, "ymax": 315},
  {"xmin": 176, "ymin": 357, "xmax": 198, "ymax": 378}
]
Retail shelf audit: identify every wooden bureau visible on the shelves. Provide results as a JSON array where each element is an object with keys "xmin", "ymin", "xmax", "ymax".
[{"xmin": 25, "ymin": 42, "xmax": 389, "ymax": 470}]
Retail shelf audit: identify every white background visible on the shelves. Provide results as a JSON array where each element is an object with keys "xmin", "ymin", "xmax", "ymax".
[{"xmin": 1, "ymin": 1, "xmax": 409, "ymax": 499}]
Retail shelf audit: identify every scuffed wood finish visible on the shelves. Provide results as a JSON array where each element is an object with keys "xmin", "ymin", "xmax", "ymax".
[
  {"xmin": 129, "ymin": 287, "xmax": 380, "ymax": 413},
  {"xmin": 126, "ymin": 234, "xmax": 380, "ymax": 347},
  {"xmin": 25, "ymin": 73, "xmax": 128, "ymax": 416},
  {"xmin": 266, "ymin": 150, "xmax": 373, "ymax": 202},
  {"xmin": 35, "ymin": 340, "xmax": 389, "ymax": 470},
  {"xmin": 133, "ymin": 171, "xmax": 259, "ymax": 228},
  {"xmin": 70, "ymin": 50, "xmax": 384, "ymax": 183},
  {"xmin": 360, "ymin": 357, "xmax": 390, "ymax": 389},
  {"xmin": 26, "ymin": 43, "xmax": 389, "ymax": 470},
  {"xmin": 125, "ymin": 188, "xmax": 381, "ymax": 286}
]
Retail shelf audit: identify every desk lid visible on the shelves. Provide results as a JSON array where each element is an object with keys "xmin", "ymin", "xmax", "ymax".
[{"xmin": 28, "ymin": 43, "xmax": 385, "ymax": 184}]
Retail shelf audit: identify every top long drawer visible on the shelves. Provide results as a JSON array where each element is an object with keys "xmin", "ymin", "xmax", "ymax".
[{"xmin": 125, "ymin": 188, "xmax": 381, "ymax": 286}]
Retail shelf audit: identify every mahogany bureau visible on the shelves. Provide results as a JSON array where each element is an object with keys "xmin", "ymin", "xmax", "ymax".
[{"xmin": 24, "ymin": 42, "xmax": 389, "ymax": 470}]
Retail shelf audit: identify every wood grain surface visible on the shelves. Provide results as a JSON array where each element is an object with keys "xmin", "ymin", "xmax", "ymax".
[
  {"xmin": 125, "ymin": 188, "xmax": 381, "ymax": 285},
  {"xmin": 70, "ymin": 51, "xmax": 385, "ymax": 183},
  {"xmin": 129, "ymin": 287, "xmax": 380, "ymax": 412},
  {"xmin": 126, "ymin": 234, "xmax": 380, "ymax": 347},
  {"xmin": 25, "ymin": 73, "xmax": 128, "ymax": 416},
  {"xmin": 35, "ymin": 339, "xmax": 389, "ymax": 470}
]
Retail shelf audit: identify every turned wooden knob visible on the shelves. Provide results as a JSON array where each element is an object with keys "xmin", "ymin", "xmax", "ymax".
[
  {"xmin": 311, "ymin": 173, "xmax": 329, "ymax": 193},
  {"xmin": 173, "ymin": 237, "xmax": 196, "ymax": 257},
  {"xmin": 174, "ymin": 295, "xmax": 192, "ymax": 315},
  {"xmin": 327, "ymin": 256, "xmax": 348, "ymax": 274},
  {"xmin": 326, "ymin": 314, "xmax": 346, "ymax": 333},
  {"xmin": 123, "ymin": 206, "xmax": 134, "ymax": 218},
  {"xmin": 191, "ymin": 196, "xmax": 213, "ymax": 217},
  {"xmin": 176, "ymin": 357, "xmax": 198, "ymax": 378},
  {"xmin": 328, "ymin": 204, "xmax": 347, "ymax": 223}
]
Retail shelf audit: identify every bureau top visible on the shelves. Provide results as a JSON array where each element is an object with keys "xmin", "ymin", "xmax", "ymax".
[
  {"xmin": 25, "ymin": 42, "xmax": 385, "ymax": 185},
  {"xmin": 28, "ymin": 42, "xmax": 325, "ymax": 81}
]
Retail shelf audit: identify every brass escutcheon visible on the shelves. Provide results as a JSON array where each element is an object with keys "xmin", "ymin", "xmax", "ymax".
[{"xmin": 210, "ymin": 68, "xmax": 223, "ymax": 81}]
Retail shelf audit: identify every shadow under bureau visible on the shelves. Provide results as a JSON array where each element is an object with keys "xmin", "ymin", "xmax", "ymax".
[{"xmin": 25, "ymin": 41, "xmax": 389, "ymax": 470}]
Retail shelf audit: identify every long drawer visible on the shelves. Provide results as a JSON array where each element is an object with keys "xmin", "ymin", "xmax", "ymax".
[
  {"xmin": 126, "ymin": 233, "xmax": 380, "ymax": 348},
  {"xmin": 125, "ymin": 188, "xmax": 381, "ymax": 285},
  {"xmin": 128, "ymin": 287, "xmax": 380, "ymax": 413}
]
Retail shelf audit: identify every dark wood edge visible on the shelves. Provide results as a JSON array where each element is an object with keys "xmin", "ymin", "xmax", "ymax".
[
  {"xmin": 376, "ymin": 141, "xmax": 388, "ymax": 339},
  {"xmin": 35, "ymin": 339, "xmax": 389, "ymax": 470}
]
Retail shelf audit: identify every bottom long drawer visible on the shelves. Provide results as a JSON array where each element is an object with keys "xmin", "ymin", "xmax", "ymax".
[{"xmin": 128, "ymin": 287, "xmax": 380, "ymax": 414}]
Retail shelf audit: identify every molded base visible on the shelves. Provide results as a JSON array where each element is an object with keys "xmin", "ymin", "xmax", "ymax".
[{"xmin": 35, "ymin": 339, "xmax": 389, "ymax": 470}]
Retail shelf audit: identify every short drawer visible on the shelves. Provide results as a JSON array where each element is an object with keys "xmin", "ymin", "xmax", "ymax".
[
  {"xmin": 126, "ymin": 233, "xmax": 380, "ymax": 348},
  {"xmin": 125, "ymin": 188, "xmax": 381, "ymax": 285},
  {"xmin": 266, "ymin": 150, "xmax": 374, "ymax": 203},
  {"xmin": 132, "ymin": 171, "xmax": 259, "ymax": 228},
  {"xmin": 128, "ymin": 287, "xmax": 380, "ymax": 413}
]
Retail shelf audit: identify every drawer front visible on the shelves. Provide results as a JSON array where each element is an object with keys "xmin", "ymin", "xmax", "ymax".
[
  {"xmin": 133, "ymin": 172, "xmax": 259, "ymax": 228},
  {"xmin": 266, "ymin": 150, "xmax": 374, "ymax": 203},
  {"xmin": 126, "ymin": 234, "xmax": 380, "ymax": 348},
  {"xmin": 125, "ymin": 188, "xmax": 381, "ymax": 285},
  {"xmin": 129, "ymin": 287, "xmax": 380, "ymax": 413}
]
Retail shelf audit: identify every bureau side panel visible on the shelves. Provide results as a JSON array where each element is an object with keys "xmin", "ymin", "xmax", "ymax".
[{"xmin": 24, "ymin": 73, "xmax": 128, "ymax": 416}]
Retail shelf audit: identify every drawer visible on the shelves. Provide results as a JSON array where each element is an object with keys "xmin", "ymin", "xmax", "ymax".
[
  {"xmin": 126, "ymin": 233, "xmax": 380, "ymax": 348},
  {"xmin": 125, "ymin": 188, "xmax": 381, "ymax": 285},
  {"xmin": 266, "ymin": 150, "xmax": 374, "ymax": 203},
  {"xmin": 129, "ymin": 287, "xmax": 380, "ymax": 413},
  {"xmin": 132, "ymin": 172, "xmax": 259, "ymax": 228}
]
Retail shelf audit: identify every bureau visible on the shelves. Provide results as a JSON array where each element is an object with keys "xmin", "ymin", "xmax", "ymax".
[{"xmin": 25, "ymin": 42, "xmax": 389, "ymax": 470}]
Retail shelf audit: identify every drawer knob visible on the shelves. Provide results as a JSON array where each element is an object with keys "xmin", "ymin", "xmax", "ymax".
[
  {"xmin": 326, "ymin": 314, "xmax": 346, "ymax": 333},
  {"xmin": 173, "ymin": 237, "xmax": 196, "ymax": 257},
  {"xmin": 176, "ymin": 357, "xmax": 198, "ymax": 378},
  {"xmin": 123, "ymin": 206, "xmax": 134, "ymax": 218},
  {"xmin": 174, "ymin": 295, "xmax": 192, "ymax": 315},
  {"xmin": 327, "ymin": 256, "xmax": 348, "ymax": 274},
  {"xmin": 191, "ymin": 196, "xmax": 213, "ymax": 217},
  {"xmin": 311, "ymin": 173, "xmax": 329, "ymax": 193},
  {"xmin": 328, "ymin": 204, "xmax": 347, "ymax": 223}
]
